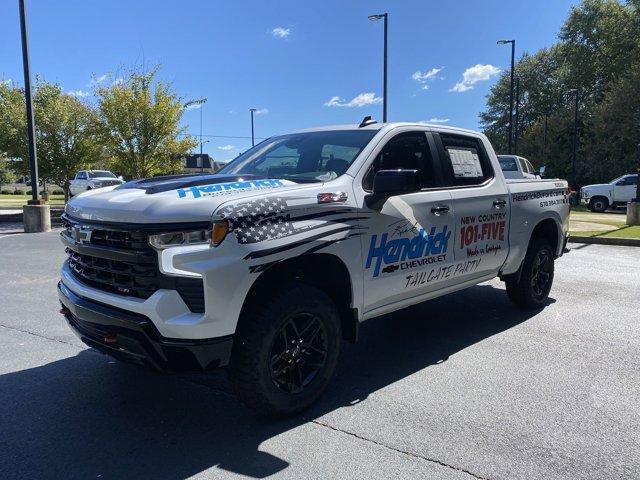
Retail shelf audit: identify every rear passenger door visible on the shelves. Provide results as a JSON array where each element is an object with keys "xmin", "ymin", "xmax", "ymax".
[
  {"xmin": 432, "ymin": 132, "xmax": 510, "ymax": 281},
  {"xmin": 356, "ymin": 129, "xmax": 456, "ymax": 315}
]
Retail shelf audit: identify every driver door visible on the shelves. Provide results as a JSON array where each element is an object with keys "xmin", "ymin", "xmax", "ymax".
[
  {"xmin": 613, "ymin": 175, "xmax": 638, "ymax": 203},
  {"xmin": 355, "ymin": 129, "xmax": 455, "ymax": 316}
]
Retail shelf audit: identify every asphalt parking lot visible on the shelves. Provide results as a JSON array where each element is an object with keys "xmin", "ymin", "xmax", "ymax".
[{"xmin": 1, "ymin": 229, "xmax": 639, "ymax": 480}]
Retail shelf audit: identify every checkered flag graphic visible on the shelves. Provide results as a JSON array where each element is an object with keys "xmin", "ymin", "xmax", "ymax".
[{"xmin": 218, "ymin": 197, "xmax": 296, "ymax": 244}]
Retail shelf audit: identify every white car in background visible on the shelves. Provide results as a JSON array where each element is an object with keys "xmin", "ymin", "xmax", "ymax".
[
  {"xmin": 498, "ymin": 155, "xmax": 542, "ymax": 180},
  {"xmin": 581, "ymin": 174, "xmax": 638, "ymax": 212},
  {"xmin": 69, "ymin": 170, "xmax": 124, "ymax": 197}
]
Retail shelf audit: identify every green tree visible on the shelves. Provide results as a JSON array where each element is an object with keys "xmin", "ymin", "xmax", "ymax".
[
  {"xmin": 0, "ymin": 81, "xmax": 101, "ymax": 199},
  {"xmin": 0, "ymin": 157, "xmax": 16, "ymax": 189},
  {"xmin": 480, "ymin": 0, "xmax": 640, "ymax": 186},
  {"xmin": 95, "ymin": 68, "xmax": 196, "ymax": 179}
]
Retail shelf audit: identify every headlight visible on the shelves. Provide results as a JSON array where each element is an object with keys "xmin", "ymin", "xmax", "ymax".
[{"xmin": 148, "ymin": 220, "xmax": 229, "ymax": 250}]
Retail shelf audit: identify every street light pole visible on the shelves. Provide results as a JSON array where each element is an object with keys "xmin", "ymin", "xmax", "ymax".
[
  {"xmin": 635, "ymin": 144, "xmax": 640, "ymax": 202},
  {"xmin": 368, "ymin": 13, "xmax": 388, "ymax": 122},
  {"xmin": 514, "ymin": 77, "xmax": 520, "ymax": 155},
  {"xmin": 497, "ymin": 39, "xmax": 516, "ymax": 154},
  {"xmin": 18, "ymin": 0, "xmax": 39, "ymax": 203},
  {"xmin": 249, "ymin": 108, "xmax": 257, "ymax": 146},
  {"xmin": 570, "ymin": 88, "xmax": 579, "ymax": 197},
  {"xmin": 543, "ymin": 112, "xmax": 548, "ymax": 166},
  {"xmin": 183, "ymin": 98, "xmax": 207, "ymax": 173}
]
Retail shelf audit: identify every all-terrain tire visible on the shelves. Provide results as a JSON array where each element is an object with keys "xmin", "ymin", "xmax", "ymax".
[
  {"xmin": 505, "ymin": 238, "xmax": 555, "ymax": 309},
  {"xmin": 228, "ymin": 283, "xmax": 341, "ymax": 416},
  {"xmin": 588, "ymin": 197, "xmax": 608, "ymax": 213}
]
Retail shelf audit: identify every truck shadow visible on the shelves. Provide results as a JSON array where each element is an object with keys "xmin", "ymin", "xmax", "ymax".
[{"xmin": 0, "ymin": 283, "xmax": 553, "ymax": 480}]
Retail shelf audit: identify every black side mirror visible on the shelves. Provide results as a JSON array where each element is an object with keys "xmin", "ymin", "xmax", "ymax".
[{"xmin": 366, "ymin": 169, "xmax": 421, "ymax": 210}]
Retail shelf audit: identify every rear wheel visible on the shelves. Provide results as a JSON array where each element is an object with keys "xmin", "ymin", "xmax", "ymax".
[
  {"xmin": 228, "ymin": 283, "xmax": 341, "ymax": 416},
  {"xmin": 588, "ymin": 197, "xmax": 608, "ymax": 213},
  {"xmin": 506, "ymin": 238, "xmax": 555, "ymax": 309}
]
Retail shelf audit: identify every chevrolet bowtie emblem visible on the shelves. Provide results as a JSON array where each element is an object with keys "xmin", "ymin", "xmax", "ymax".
[{"xmin": 72, "ymin": 225, "xmax": 93, "ymax": 244}]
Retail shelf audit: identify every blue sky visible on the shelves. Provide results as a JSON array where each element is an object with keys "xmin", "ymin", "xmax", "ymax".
[{"xmin": 1, "ymin": 0, "xmax": 578, "ymax": 161}]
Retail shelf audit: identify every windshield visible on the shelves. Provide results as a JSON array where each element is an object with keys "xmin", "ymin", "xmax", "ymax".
[
  {"xmin": 497, "ymin": 156, "xmax": 518, "ymax": 172},
  {"xmin": 89, "ymin": 171, "xmax": 116, "ymax": 178},
  {"xmin": 218, "ymin": 130, "xmax": 378, "ymax": 183}
]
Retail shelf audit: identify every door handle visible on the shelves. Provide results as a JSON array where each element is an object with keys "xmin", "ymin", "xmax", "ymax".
[
  {"xmin": 430, "ymin": 205, "xmax": 450, "ymax": 215},
  {"xmin": 493, "ymin": 199, "xmax": 507, "ymax": 207}
]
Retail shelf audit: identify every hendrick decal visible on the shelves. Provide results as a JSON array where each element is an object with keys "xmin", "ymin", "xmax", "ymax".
[
  {"xmin": 366, "ymin": 226, "xmax": 451, "ymax": 278},
  {"xmin": 177, "ymin": 179, "xmax": 285, "ymax": 199}
]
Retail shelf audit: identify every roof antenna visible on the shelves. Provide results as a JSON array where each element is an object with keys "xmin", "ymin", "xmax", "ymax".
[{"xmin": 359, "ymin": 115, "xmax": 377, "ymax": 128}]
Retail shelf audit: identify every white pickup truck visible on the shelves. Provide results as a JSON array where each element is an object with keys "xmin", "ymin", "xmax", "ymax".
[
  {"xmin": 497, "ymin": 154, "xmax": 542, "ymax": 180},
  {"xmin": 580, "ymin": 174, "xmax": 639, "ymax": 212},
  {"xmin": 58, "ymin": 120, "xmax": 570, "ymax": 415},
  {"xmin": 69, "ymin": 170, "xmax": 124, "ymax": 197}
]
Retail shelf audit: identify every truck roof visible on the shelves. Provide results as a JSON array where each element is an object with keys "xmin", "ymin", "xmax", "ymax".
[{"xmin": 291, "ymin": 121, "xmax": 482, "ymax": 137}]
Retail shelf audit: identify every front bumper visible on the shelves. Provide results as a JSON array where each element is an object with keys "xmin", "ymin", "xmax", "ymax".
[{"xmin": 58, "ymin": 281, "xmax": 233, "ymax": 372}]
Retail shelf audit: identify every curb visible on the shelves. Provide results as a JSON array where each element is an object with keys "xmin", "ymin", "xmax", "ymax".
[{"xmin": 569, "ymin": 235, "xmax": 640, "ymax": 247}]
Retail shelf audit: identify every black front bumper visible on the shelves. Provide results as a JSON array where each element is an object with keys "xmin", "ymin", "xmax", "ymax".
[{"xmin": 58, "ymin": 281, "xmax": 233, "ymax": 373}]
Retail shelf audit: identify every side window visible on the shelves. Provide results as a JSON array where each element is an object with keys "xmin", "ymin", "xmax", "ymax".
[
  {"xmin": 525, "ymin": 159, "xmax": 535, "ymax": 174},
  {"xmin": 363, "ymin": 131, "xmax": 435, "ymax": 190},
  {"xmin": 618, "ymin": 175, "xmax": 638, "ymax": 186},
  {"xmin": 437, "ymin": 133, "xmax": 493, "ymax": 186},
  {"xmin": 77, "ymin": 172, "xmax": 86, "ymax": 180}
]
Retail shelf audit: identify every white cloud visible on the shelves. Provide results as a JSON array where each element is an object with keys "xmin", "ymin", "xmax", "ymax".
[
  {"xmin": 412, "ymin": 67, "xmax": 443, "ymax": 84},
  {"xmin": 218, "ymin": 145, "xmax": 235, "ymax": 151},
  {"xmin": 68, "ymin": 90, "xmax": 90, "ymax": 98},
  {"xmin": 254, "ymin": 108, "xmax": 268, "ymax": 115},
  {"xmin": 324, "ymin": 92, "xmax": 382, "ymax": 108},
  {"xmin": 423, "ymin": 117, "xmax": 450, "ymax": 124},
  {"xmin": 88, "ymin": 74, "xmax": 108, "ymax": 87},
  {"xmin": 272, "ymin": 27, "xmax": 290, "ymax": 39},
  {"xmin": 450, "ymin": 64, "xmax": 500, "ymax": 93}
]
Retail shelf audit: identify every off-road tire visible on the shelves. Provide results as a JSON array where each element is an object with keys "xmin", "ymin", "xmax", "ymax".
[
  {"xmin": 228, "ymin": 283, "xmax": 341, "ymax": 416},
  {"xmin": 588, "ymin": 197, "xmax": 608, "ymax": 213},
  {"xmin": 506, "ymin": 238, "xmax": 555, "ymax": 309}
]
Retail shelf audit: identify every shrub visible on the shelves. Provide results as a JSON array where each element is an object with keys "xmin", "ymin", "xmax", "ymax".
[
  {"xmin": 13, "ymin": 189, "xmax": 24, "ymax": 195},
  {"xmin": 1, "ymin": 189, "xmax": 13, "ymax": 195},
  {"xmin": 52, "ymin": 189, "xmax": 64, "ymax": 195}
]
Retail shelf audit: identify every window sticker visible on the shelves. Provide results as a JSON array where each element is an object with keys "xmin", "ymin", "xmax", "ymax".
[{"xmin": 446, "ymin": 147, "xmax": 483, "ymax": 178}]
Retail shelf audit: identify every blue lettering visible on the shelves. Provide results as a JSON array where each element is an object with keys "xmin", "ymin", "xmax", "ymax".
[{"xmin": 366, "ymin": 225, "xmax": 451, "ymax": 277}]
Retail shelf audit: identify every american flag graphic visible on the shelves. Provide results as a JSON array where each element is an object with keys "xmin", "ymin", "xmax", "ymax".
[{"xmin": 218, "ymin": 197, "xmax": 296, "ymax": 244}]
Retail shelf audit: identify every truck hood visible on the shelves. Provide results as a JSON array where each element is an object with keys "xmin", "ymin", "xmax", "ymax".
[
  {"xmin": 581, "ymin": 183, "xmax": 611, "ymax": 192},
  {"xmin": 64, "ymin": 174, "xmax": 305, "ymax": 224}
]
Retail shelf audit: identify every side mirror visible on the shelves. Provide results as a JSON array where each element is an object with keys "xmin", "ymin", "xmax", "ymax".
[
  {"xmin": 118, "ymin": 175, "xmax": 124, "ymax": 181},
  {"xmin": 538, "ymin": 166, "xmax": 546, "ymax": 177},
  {"xmin": 366, "ymin": 169, "xmax": 421, "ymax": 210}
]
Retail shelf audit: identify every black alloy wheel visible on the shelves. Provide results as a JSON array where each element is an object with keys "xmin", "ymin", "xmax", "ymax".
[{"xmin": 269, "ymin": 313, "xmax": 328, "ymax": 394}]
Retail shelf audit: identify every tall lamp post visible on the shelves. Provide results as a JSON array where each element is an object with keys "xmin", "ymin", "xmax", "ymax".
[
  {"xmin": 19, "ymin": 0, "xmax": 50, "ymax": 232},
  {"xmin": 19, "ymin": 0, "xmax": 39, "ymax": 204},
  {"xmin": 568, "ymin": 88, "xmax": 579, "ymax": 201},
  {"xmin": 514, "ymin": 77, "xmax": 520, "ymax": 155},
  {"xmin": 368, "ymin": 13, "xmax": 388, "ymax": 123},
  {"xmin": 249, "ymin": 108, "xmax": 257, "ymax": 146},
  {"xmin": 184, "ymin": 97, "xmax": 208, "ymax": 174},
  {"xmin": 497, "ymin": 39, "xmax": 516, "ymax": 154}
]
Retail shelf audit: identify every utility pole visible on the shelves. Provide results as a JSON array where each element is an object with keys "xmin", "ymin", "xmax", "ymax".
[
  {"xmin": 627, "ymin": 144, "xmax": 640, "ymax": 225},
  {"xmin": 570, "ymin": 88, "xmax": 579, "ymax": 199},
  {"xmin": 543, "ymin": 112, "xmax": 548, "ymax": 166},
  {"xmin": 497, "ymin": 39, "xmax": 516, "ymax": 154},
  {"xmin": 514, "ymin": 77, "xmax": 520, "ymax": 155},
  {"xmin": 183, "ymin": 98, "xmax": 207, "ymax": 173},
  {"xmin": 368, "ymin": 13, "xmax": 388, "ymax": 122},
  {"xmin": 19, "ymin": 0, "xmax": 39, "ymax": 204},
  {"xmin": 249, "ymin": 108, "xmax": 257, "ymax": 146}
]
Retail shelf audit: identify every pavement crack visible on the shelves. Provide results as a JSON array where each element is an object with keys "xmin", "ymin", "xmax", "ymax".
[
  {"xmin": 311, "ymin": 419, "xmax": 490, "ymax": 480},
  {"xmin": 0, "ymin": 323, "xmax": 82, "ymax": 349}
]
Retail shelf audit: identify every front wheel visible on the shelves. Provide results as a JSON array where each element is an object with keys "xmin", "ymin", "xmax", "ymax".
[
  {"xmin": 228, "ymin": 283, "xmax": 341, "ymax": 416},
  {"xmin": 506, "ymin": 239, "xmax": 555, "ymax": 309},
  {"xmin": 588, "ymin": 197, "xmax": 608, "ymax": 213}
]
